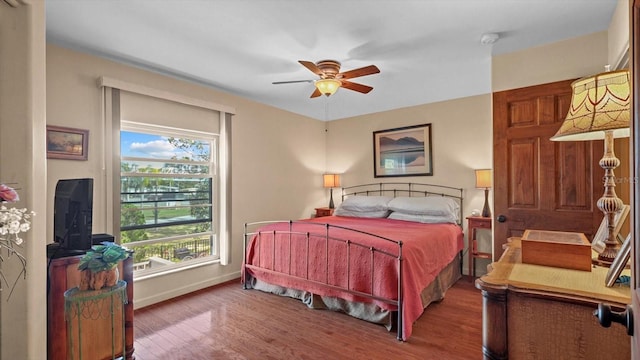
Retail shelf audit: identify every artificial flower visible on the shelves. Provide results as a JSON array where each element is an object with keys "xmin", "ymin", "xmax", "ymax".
[
  {"xmin": 0, "ymin": 184, "xmax": 35, "ymax": 298},
  {"xmin": 0, "ymin": 184, "xmax": 19, "ymax": 203}
]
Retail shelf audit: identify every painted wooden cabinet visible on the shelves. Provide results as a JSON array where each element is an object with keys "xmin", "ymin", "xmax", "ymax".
[
  {"xmin": 476, "ymin": 238, "xmax": 630, "ymax": 359},
  {"xmin": 47, "ymin": 254, "xmax": 134, "ymax": 360}
]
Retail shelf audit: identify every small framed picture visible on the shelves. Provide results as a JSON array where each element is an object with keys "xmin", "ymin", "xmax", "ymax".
[
  {"xmin": 46, "ymin": 125, "xmax": 89, "ymax": 161},
  {"xmin": 591, "ymin": 205, "xmax": 630, "ymax": 253},
  {"xmin": 605, "ymin": 233, "xmax": 631, "ymax": 287},
  {"xmin": 373, "ymin": 123, "xmax": 433, "ymax": 177}
]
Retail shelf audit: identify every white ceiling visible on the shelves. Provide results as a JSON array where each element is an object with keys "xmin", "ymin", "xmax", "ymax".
[{"xmin": 45, "ymin": 0, "xmax": 618, "ymax": 121}]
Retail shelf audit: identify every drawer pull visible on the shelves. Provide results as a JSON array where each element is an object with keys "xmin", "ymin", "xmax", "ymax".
[{"xmin": 594, "ymin": 303, "xmax": 634, "ymax": 336}]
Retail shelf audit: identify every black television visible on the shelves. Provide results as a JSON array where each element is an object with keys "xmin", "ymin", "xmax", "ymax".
[{"xmin": 53, "ymin": 178, "xmax": 93, "ymax": 252}]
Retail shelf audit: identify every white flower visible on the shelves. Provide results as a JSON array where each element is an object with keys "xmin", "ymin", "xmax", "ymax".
[
  {"xmin": 9, "ymin": 220, "xmax": 20, "ymax": 233},
  {"xmin": 0, "ymin": 183, "xmax": 35, "ymax": 298}
]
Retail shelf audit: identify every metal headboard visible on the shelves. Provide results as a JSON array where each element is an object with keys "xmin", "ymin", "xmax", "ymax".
[{"xmin": 340, "ymin": 182, "xmax": 464, "ymax": 225}]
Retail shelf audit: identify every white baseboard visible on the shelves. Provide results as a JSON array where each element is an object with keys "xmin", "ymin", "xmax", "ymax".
[{"xmin": 133, "ymin": 271, "xmax": 240, "ymax": 309}]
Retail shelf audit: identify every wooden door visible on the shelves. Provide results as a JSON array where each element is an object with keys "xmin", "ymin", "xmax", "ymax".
[
  {"xmin": 493, "ymin": 81, "xmax": 604, "ymax": 259},
  {"xmin": 632, "ymin": 0, "xmax": 640, "ymax": 355}
]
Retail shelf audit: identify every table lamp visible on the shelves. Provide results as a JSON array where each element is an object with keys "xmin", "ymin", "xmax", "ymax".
[
  {"xmin": 475, "ymin": 169, "xmax": 492, "ymax": 218},
  {"xmin": 551, "ymin": 69, "xmax": 630, "ymax": 265},
  {"xmin": 323, "ymin": 174, "xmax": 341, "ymax": 209}
]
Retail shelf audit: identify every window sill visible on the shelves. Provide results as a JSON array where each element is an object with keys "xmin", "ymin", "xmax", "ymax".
[{"xmin": 133, "ymin": 257, "xmax": 221, "ymax": 282}]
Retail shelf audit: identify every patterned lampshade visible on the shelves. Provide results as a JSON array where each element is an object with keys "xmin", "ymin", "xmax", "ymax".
[
  {"xmin": 550, "ymin": 69, "xmax": 630, "ymax": 266},
  {"xmin": 551, "ymin": 70, "xmax": 630, "ymax": 141}
]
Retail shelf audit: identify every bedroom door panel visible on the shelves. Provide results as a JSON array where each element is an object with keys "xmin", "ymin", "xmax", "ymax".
[
  {"xmin": 631, "ymin": 0, "xmax": 639, "ymax": 355},
  {"xmin": 493, "ymin": 80, "xmax": 603, "ymax": 259}
]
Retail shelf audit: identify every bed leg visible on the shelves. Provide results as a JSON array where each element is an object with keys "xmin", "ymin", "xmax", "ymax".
[
  {"xmin": 242, "ymin": 272, "xmax": 251, "ymax": 290},
  {"xmin": 243, "ymin": 223, "xmax": 248, "ymax": 289}
]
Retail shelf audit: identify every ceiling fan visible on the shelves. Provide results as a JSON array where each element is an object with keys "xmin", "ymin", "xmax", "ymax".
[{"xmin": 273, "ymin": 60, "xmax": 380, "ymax": 98}]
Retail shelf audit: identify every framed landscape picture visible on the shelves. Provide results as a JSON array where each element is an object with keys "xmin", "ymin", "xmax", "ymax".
[
  {"xmin": 373, "ymin": 123, "xmax": 432, "ymax": 177},
  {"xmin": 46, "ymin": 125, "xmax": 89, "ymax": 161}
]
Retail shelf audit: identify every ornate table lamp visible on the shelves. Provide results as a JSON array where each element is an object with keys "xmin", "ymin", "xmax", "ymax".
[
  {"xmin": 323, "ymin": 174, "xmax": 341, "ymax": 209},
  {"xmin": 551, "ymin": 69, "xmax": 630, "ymax": 265},
  {"xmin": 475, "ymin": 169, "xmax": 492, "ymax": 218}
]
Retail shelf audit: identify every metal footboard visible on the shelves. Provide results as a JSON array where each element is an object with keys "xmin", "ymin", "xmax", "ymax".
[{"xmin": 242, "ymin": 220, "xmax": 405, "ymax": 340}]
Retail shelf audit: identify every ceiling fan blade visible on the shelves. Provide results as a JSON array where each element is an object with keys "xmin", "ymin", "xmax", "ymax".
[
  {"xmin": 310, "ymin": 88, "xmax": 322, "ymax": 98},
  {"xmin": 272, "ymin": 80, "xmax": 315, "ymax": 85},
  {"xmin": 340, "ymin": 80, "xmax": 373, "ymax": 94},
  {"xmin": 338, "ymin": 65, "xmax": 380, "ymax": 79},
  {"xmin": 299, "ymin": 60, "xmax": 324, "ymax": 76}
]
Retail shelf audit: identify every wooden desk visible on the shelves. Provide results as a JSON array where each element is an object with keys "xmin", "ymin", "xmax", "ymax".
[
  {"xmin": 475, "ymin": 238, "xmax": 630, "ymax": 360},
  {"xmin": 467, "ymin": 216, "xmax": 492, "ymax": 277}
]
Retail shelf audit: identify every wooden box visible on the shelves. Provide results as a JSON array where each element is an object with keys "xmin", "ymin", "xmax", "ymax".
[{"xmin": 521, "ymin": 230, "xmax": 592, "ymax": 271}]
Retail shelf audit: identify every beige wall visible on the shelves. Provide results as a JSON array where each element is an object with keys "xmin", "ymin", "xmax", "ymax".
[
  {"xmin": 326, "ymin": 94, "xmax": 493, "ymax": 273},
  {"xmin": 492, "ymin": 31, "xmax": 609, "ymax": 92},
  {"xmin": 326, "ymin": 94, "xmax": 493, "ymax": 209},
  {"xmin": 326, "ymin": 30, "xmax": 612, "ymax": 277},
  {"xmin": 1, "ymin": 3, "xmax": 624, "ymax": 357},
  {"xmin": 46, "ymin": 44, "xmax": 327, "ymax": 307},
  {"xmin": 0, "ymin": 2, "xmax": 48, "ymax": 359},
  {"xmin": 609, "ymin": 0, "xmax": 632, "ymax": 235},
  {"xmin": 609, "ymin": 0, "xmax": 630, "ymax": 69}
]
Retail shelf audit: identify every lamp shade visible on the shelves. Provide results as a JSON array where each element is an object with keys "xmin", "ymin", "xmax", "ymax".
[
  {"xmin": 549, "ymin": 69, "xmax": 630, "ymax": 265},
  {"xmin": 323, "ymin": 174, "xmax": 341, "ymax": 188},
  {"xmin": 315, "ymin": 79, "xmax": 341, "ymax": 96},
  {"xmin": 475, "ymin": 169, "xmax": 492, "ymax": 189},
  {"xmin": 551, "ymin": 70, "xmax": 630, "ymax": 142}
]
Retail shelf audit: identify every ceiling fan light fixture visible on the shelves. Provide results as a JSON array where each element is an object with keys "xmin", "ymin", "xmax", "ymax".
[{"xmin": 315, "ymin": 78, "xmax": 341, "ymax": 96}]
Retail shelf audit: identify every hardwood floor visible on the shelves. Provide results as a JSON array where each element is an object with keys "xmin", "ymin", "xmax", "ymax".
[{"xmin": 133, "ymin": 276, "xmax": 482, "ymax": 360}]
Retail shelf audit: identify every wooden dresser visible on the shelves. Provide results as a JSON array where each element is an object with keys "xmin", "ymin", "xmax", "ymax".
[
  {"xmin": 47, "ymin": 254, "xmax": 135, "ymax": 360},
  {"xmin": 475, "ymin": 238, "xmax": 630, "ymax": 360}
]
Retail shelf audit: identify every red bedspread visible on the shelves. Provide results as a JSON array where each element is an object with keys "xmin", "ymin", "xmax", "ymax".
[{"xmin": 244, "ymin": 216, "xmax": 463, "ymax": 340}]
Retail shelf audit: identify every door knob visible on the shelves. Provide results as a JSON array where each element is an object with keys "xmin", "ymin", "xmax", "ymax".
[
  {"xmin": 594, "ymin": 303, "xmax": 634, "ymax": 336},
  {"xmin": 496, "ymin": 215, "xmax": 507, "ymax": 223}
]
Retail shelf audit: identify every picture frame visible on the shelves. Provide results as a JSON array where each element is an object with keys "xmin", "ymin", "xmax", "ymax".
[
  {"xmin": 373, "ymin": 123, "xmax": 433, "ymax": 178},
  {"xmin": 591, "ymin": 204, "xmax": 630, "ymax": 253},
  {"xmin": 46, "ymin": 125, "xmax": 89, "ymax": 161},
  {"xmin": 605, "ymin": 233, "xmax": 631, "ymax": 287}
]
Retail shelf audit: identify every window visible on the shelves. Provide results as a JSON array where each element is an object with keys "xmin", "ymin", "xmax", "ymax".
[{"xmin": 119, "ymin": 122, "xmax": 218, "ymax": 274}]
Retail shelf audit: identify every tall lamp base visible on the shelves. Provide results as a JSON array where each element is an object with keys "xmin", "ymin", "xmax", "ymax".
[
  {"xmin": 328, "ymin": 188, "xmax": 335, "ymax": 209},
  {"xmin": 596, "ymin": 130, "xmax": 623, "ymax": 267},
  {"xmin": 481, "ymin": 188, "xmax": 491, "ymax": 218}
]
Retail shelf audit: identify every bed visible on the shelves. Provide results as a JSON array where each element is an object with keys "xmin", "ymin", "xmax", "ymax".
[{"xmin": 242, "ymin": 182, "xmax": 464, "ymax": 341}]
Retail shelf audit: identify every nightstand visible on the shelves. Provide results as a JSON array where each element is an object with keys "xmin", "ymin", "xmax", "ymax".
[
  {"xmin": 315, "ymin": 207, "xmax": 334, "ymax": 217},
  {"xmin": 467, "ymin": 216, "xmax": 492, "ymax": 277}
]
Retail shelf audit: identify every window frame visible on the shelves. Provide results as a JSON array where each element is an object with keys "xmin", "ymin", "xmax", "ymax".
[{"xmin": 119, "ymin": 120, "xmax": 220, "ymax": 276}]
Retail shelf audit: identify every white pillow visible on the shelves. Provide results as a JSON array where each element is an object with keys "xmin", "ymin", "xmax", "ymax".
[
  {"xmin": 388, "ymin": 196, "xmax": 459, "ymax": 218},
  {"xmin": 388, "ymin": 211, "xmax": 458, "ymax": 224},
  {"xmin": 333, "ymin": 208, "xmax": 390, "ymax": 218},
  {"xmin": 338, "ymin": 196, "xmax": 393, "ymax": 212}
]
